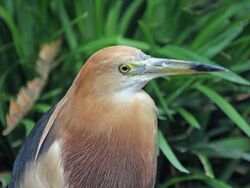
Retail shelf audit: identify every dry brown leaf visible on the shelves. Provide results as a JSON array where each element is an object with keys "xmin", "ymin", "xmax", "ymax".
[
  {"xmin": 3, "ymin": 40, "xmax": 61, "ymax": 135},
  {"xmin": 3, "ymin": 78, "xmax": 45, "ymax": 135},
  {"xmin": 36, "ymin": 40, "xmax": 61, "ymax": 80}
]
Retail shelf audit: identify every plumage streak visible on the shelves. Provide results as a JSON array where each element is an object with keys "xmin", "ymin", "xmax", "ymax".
[{"xmin": 59, "ymin": 91, "xmax": 157, "ymax": 188}]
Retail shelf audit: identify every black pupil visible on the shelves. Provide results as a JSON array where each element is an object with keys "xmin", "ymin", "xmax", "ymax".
[{"xmin": 121, "ymin": 65, "xmax": 128, "ymax": 72}]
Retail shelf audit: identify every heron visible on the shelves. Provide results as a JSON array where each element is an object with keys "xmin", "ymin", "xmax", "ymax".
[{"xmin": 9, "ymin": 46, "xmax": 225, "ymax": 188}]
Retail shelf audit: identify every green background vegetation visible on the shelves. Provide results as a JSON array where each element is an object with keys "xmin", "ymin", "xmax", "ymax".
[{"xmin": 1, "ymin": 0, "xmax": 250, "ymax": 187}]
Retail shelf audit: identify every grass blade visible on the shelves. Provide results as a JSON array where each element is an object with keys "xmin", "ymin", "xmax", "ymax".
[
  {"xmin": 177, "ymin": 108, "xmax": 201, "ymax": 129},
  {"xmin": 195, "ymin": 84, "xmax": 250, "ymax": 138},
  {"xmin": 197, "ymin": 21, "xmax": 246, "ymax": 58},
  {"xmin": 159, "ymin": 174, "xmax": 232, "ymax": 188},
  {"xmin": 197, "ymin": 153, "xmax": 215, "ymax": 178},
  {"xmin": 0, "ymin": 6, "xmax": 23, "ymax": 57},
  {"xmin": 59, "ymin": 3, "xmax": 77, "ymax": 50},
  {"xmin": 95, "ymin": 0, "xmax": 104, "ymax": 37},
  {"xmin": 105, "ymin": 1, "xmax": 122, "ymax": 36},
  {"xmin": 150, "ymin": 81, "xmax": 170, "ymax": 117},
  {"xmin": 158, "ymin": 130, "xmax": 189, "ymax": 173},
  {"xmin": 119, "ymin": 0, "xmax": 144, "ymax": 35}
]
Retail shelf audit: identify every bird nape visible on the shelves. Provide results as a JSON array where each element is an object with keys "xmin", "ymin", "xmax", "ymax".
[{"xmin": 9, "ymin": 46, "xmax": 226, "ymax": 188}]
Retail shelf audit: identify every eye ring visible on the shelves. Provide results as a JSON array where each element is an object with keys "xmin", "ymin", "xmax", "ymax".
[{"xmin": 118, "ymin": 64, "xmax": 131, "ymax": 74}]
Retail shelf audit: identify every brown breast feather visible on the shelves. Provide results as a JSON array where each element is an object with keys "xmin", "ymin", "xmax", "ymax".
[{"xmin": 59, "ymin": 92, "xmax": 157, "ymax": 188}]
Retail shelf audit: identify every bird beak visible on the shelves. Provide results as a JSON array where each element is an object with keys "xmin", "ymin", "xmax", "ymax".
[{"xmin": 139, "ymin": 57, "xmax": 227, "ymax": 77}]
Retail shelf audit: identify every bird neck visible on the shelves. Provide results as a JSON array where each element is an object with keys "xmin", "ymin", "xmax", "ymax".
[
  {"xmin": 60, "ymin": 89, "xmax": 156, "ymax": 142},
  {"xmin": 58, "ymin": 90, "xmax": 157, "ymax": 187}
]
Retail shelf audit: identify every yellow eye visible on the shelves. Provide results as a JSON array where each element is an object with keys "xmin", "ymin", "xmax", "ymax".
[{"xmin": 118, "ymin": 64, "xmax": 131, "ymax": 74}]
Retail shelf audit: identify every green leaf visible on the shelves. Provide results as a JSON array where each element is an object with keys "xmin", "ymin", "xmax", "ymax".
[
  {"xmin": 159, "ymin": 174, "xmax": 232, "ymax": 188},
  {"xmin": 166, "ymin": 77, "xmax": 195, "ymax": 105},
  {"xmin": 150, "ymin": 81, "xmax": 170, "ymax": 118},
  {"xmin": 33, "ymin": 103, "xmax": 51, "ymax": 113},
  {"xmin": 105, "ymin": 0, "xmax": 122, "ymax": 36},
  {"xmin": 197, "ymin": 21, "xmax": 246, "ymax": 58},
  {"xmin": 74, "ymin": 1, "xmax": 88, "ymax": 39},
  {"xmin": 53, "ymin": 11, "xmax": 88, "ymax": 38},
  {"xmin": 191, "ymin": 1, "xmax": 250, "ymax": 50},
  {"xmin": 0, "ymin": 6, "xmax": 23, "ymax": 57},
  {"xmin": 197, "ymin": 153, "xmax": 215, "ymax": 178},
  {"xmin": 119, "ymin": 0, "xmax": 144, "ymax": 35},
  {"xmin": 95, "ymin": 0, "xmax": 104, "ymax": 37},
  {"xmin": 158, "ymin": 130, "xmax": 189, "ymax": 173},
  {"xmin": 138, "ymin": 20, "xmax": 155, "ymax": 47},
  {"xmin": 231, "ymin": 60, "xmax": 250, "ymax": 73},
  {"xmin": 59, "ymin": 2, "xmax": 78, "ymax": 50},
  {"xmin": 211, "ymin": 137, "xmax": 250, "ymax": 152},
  {"xmin": 0, "ymin": 171, "xmax": 11, "ymax": 187},
  {"xmin": 177, "ymin": 108, "xmax": 201, "ymax": 129},
  {"xmin": 21, "ymin": 119, "xmax": 35, "ymax": 136},
  {"xmin": 191, "ymin": 12, "xmax": 232, "ymax": 50},
  {"xmin": 195, "ymin": 84, "xmax": 250, "ymax": 138},
  {"xmin": 40, "ymin": 88, "xmax": 62, "ymax": 100},
  {"xmin": 219, "ymin": 160, "xmax": 238, "ymax": 181},
  {"xmin": 191, "ymin": 134, "xmax": 250, "ymax": 161}
]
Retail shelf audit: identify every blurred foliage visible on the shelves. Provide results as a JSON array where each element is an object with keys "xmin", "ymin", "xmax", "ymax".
[{"xmin": 0, "ymin": 0, "xmax": 250, "ymax": 187}]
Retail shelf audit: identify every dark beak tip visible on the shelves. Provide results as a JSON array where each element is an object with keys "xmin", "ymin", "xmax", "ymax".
[
  {"xmin": 209, "ymin": 66, "xmax": 228, "ymax": 72},
  {"xmin": 191, "ymin": 63, "xmax": 228, "ymax": 72}
]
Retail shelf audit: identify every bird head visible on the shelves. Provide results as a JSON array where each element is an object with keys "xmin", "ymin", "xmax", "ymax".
[{"xmin": 76, "ymin": 46, "xmax": 226, "ymax": 97}]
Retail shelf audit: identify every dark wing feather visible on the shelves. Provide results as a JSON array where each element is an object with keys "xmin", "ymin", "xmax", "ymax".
[{"xmin": 8, "ymin": 106, "xmax": 56, "ymax": 188}]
